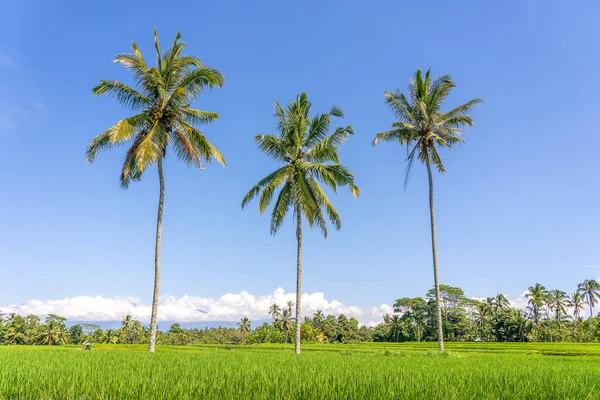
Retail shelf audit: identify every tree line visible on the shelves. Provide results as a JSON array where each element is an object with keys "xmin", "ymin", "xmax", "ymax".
[{"xmin": 1, "ymin": 279, "xmax": 598, "ymax": 346}]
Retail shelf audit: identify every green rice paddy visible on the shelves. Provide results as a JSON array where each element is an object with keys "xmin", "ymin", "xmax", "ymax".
[{"xmin": 1, "ymin": 342, "xmax": 599, "ymax": 399}]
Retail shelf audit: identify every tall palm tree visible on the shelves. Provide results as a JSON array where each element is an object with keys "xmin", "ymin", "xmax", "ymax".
[
  {"xmin": 571, "ymin": 291, "xmax": 586, "ymax": 320},
  {"xmin": 577, "ymin": 279, "xmax": 600, "ymax": 317},
  {"xmin": 242, "ymin": 93, "xmax": 359, "ymax": 354},
  {"xmin": 373, "ymin": 69, "xmax": 482, "ymax": 351},
  {"xmin": 86, "ymin": 31, "xmax": 225, "ymax": 352},
  {"xmin": 238, "ymin": 317, "xmax": 251, "ymax": 333}
]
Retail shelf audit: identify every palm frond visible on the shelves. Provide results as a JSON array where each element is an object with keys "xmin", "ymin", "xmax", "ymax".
[
  {"xmin": 92, "ymin": 80, "xmax": 149, "ymax": 109},
  {"xmin": 172, "ymin": 129, "xmax": 203, "ymax": 169},
  {"xmin": 86, "ymin": 114, "xmax": 147, "ymax": 163},
  {"xmin": 177, "ymin": 120, "xmax": 226, "ymax": 167},
  {"xmin": 241, "ymin": 166, "xmax": 292, "ymax": 209},
  {"xmin": 180, "ymin": 107, "xmax": 220, "ymax": 125},
  {"xmin": 269, "ymin": 180, "xmax": 293, "ymax": 234},
  {"xmin": 254, "ymin": 134, "xmax": 288, "ymax": 162}
]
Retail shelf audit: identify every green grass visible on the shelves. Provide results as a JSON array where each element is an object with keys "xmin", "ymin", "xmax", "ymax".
[{"xmin": 1, "ymin": 343, "xmax": 600, "ymax": 399}]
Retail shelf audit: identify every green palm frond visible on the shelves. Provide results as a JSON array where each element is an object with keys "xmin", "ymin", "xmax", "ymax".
[
  {"xmin": 92, "ymin": 80, "xmax": 149, "ymax": 110},
  {"xmin": 86, "ymin": 113, "xmax": 147, "ymax": 163},
  {"xmin": 243, "ymin": 92, "xmax": 358, "ymax": 236}
]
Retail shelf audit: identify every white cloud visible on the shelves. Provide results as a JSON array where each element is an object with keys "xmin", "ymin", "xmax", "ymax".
[{"xmin": 0, "ymin": 288, "xmax": 393, "ymax": 326}]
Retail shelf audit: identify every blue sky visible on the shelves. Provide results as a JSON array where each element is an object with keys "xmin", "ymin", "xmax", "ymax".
[{"xmin": 0, "ymin": 1, "xmax": 598, "ymax": 322}]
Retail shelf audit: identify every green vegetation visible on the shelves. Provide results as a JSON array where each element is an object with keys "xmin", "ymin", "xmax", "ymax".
[{"xmin": 1, "ymin": 343, "xmax": 599, "ymax": 399}]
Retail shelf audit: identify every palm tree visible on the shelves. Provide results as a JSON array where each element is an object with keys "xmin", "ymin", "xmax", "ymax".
[
  {"xmin": 493, "ymin": 294, "xmax": 510, "ymax": 311},
  {"xmin": 86, "ymin": 31, "xmax": 225, "ymax": 352},
  {"xmin": 373, "ymin": 69, "xmax": 482, "ymax": 351},
  {"xmin": 313, "ymin": 310, "xmax": 325, "ymax": 329},
  {"xmin": 571, "ymin": 291, "xmax": 586, "ymax": 320},
  {"xmin": 390, "ymin": 315, "xmax": 402, "ymax": 342},
  {"xmin": 242, "ymin": 93, "xmax": 359, "ymax": 354},
  {"xmin": 526, "ymin": 283, "xmax": 547, "ymax": 333},
  {"xmin": 280, "ymin": 309, "xmax": 293, "ymax": 343},
  {"xmin": 103, "ymin": 329, "xmax": 119, "ymax": 344},
  {"xmin": 121, "ymin": 315, "xmax": 133, "ymax": 343},
  {"xmin": 269, "ymin": 303, "xmax": 281, "ymax": 320},
  {"xmin": 238, "ymin": 317, "xmax": 251, "ymax": 333},
  {"xmin": 547, "ymin": 289, "xmax": 570, "ymax": 325},
  {"xmin": 577, "ymin": 279, "xmax": 600, "ymax": 317},
  {"xmin": 286, "ymin": 301, "xmax": 295, "ymax": 315}
]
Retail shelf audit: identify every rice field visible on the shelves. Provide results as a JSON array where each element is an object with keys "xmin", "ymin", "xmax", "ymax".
[{"xmin": 1, "ymin": 342, "xmax": 599, "ymax": 399}]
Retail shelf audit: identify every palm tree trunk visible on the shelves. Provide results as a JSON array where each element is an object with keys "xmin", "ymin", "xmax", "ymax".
[
  {"xmin": 148, "ymin": 157, "xmax": 165, "ymax": 353},
  {"xmin": 426, "ymin": 158, "xmax": 444, "ymax": 352},
  {"xmin": 294, "ymin": 204, "xmax": 302, "ymax": 355}
]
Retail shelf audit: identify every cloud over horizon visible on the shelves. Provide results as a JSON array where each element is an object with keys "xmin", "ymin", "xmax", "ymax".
[{"xmin": 0, "ymin": 288, "xmax": 393, "ymax": 327}]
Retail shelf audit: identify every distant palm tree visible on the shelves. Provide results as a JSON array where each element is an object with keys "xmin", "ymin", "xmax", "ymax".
[
  {"xmin": 577, "ymin": 279, "xmax": 600, "ymax": 317},
  {"xmin": 238, "ymin": 317, "xmax": 251, "ymax": 333},
  {"xmin": 86, "ymin": 31, "xmax": 225, "ymax": 352},
  {"xmin": 103, "ymin": 329, "xmax": 119, "ymax": 344},
  {"xmin": 313, "ymin": 310, "xmax": 324, "ymax": 328},
  {"xmin": 373, "ymin": 69, "xmax": 482, "ymax": 352},
  {"xmin": 121, "ymin": 315, "xmax": 133, "ymax": 343},
  {"xmin": 280, "ymin": 309, "xmax": 293, "ymax": 343},
  {"xmin": 390, "ymin": 315, "xmax": 402, "ymax": 342},
  {"xmin": 286, "ymin": 301, "xmax": 295, "ymax": 315},
  {"xmin": 570, "ymin": 292, "xmax": 585, "ymax": 320},
  {"xmin": 526, "ymin": 283, "xmax": 547, "ymax": 333},
  {"xmin": 383, "ymin": 314, "xmax": 392, "ymax": 325},
  {"xmin": 242, "ymin": 93, "xmax": 359, "ymax": 354},
  {"xmin": 547, "ymin": 289, "xmax": 570, "ymax": 325},
  {"xmin": 493, "ymin": 294, "xmax": 510, "ymax": 311},
  {"xmin": 269, "ymin": 303, "xmax": 281, "ymax": 320}
]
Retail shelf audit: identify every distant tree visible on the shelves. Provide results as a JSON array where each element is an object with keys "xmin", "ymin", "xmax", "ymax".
[
  {"xmin": 280, "ymin": 309, "xmax": 293, "ymax": 343},
  {"xmin": 238, "ymin": 317, "xmax": 251, "ymax": 333},
  {"xmin": 121, "ymin": 315, "xmax": 133, "ymax": 343},
  {"xmin": 578, "ymin": 279, "xmax": 600, "ymax": 317},
  {"xmin": 103, "ymin": 329, "xmax": 118, "ymax": 344},
  {"xmin": 571, "ymin": 292, "xmax": 586, "ymax": 320},
  {"xmin": 242, "ymin": 93, "xmax": 359, "ymax": 354},
  {"xmin": 373, "ymin": 69, "xmax": 482, "ymax": 351},
  {"xmin": 286, "ymin": 301, "xmax": 295, "ymax": 315},
  {"xmin": 87, "ymin": 31, "xmax": 225, "ymax": 352},
  {"xmin": 313, "ymin": 310, "xmax": 325, "ymax": 329},
  {"xmin": 493, "ymin": 294, "xmax": 510, "ymax": 311},
  {"xmin": 526, "ymin": 283, "xmax": 547, "ymax": 334},
  {"xmin": 69, "ymin": 324, "xmax": 83, "ymax": 344},
  {"xmin": 269, "ymin": 304, "xmax": 281, "ymax": 320},
  {"xmin": 547, "ymin": 289, "xmax": 571, "ymax": 325}
]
